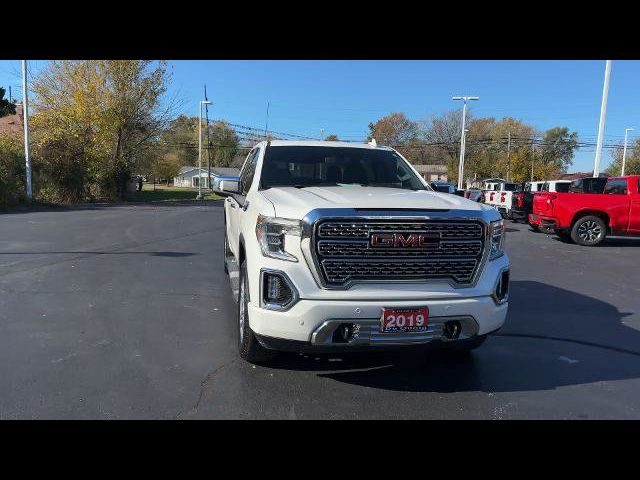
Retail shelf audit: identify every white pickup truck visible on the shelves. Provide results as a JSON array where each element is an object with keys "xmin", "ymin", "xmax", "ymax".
[
  {"xmin": 482, "ymin": 181, "xmax": 520, "ymax": 218},
  {"xmin": 219, "ymin": 141, "xmax": 510, "ymax": 363}
]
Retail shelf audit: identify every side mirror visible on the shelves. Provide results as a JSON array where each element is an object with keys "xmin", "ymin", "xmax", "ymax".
[{"xmin": 219, "ymin": 179, "xmax": 240, "ymax": 195}]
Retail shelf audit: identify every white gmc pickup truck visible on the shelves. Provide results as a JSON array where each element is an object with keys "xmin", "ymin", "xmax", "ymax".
[{"xmin": 219, "ymin": 141, "xmax": 510, "ymax": 363}]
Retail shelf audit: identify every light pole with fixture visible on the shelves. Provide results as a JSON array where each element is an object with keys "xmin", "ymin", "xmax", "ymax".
[
  {"xmin": 452, "ymin": 96, "xmax": 479, "ymax": 190},
  {"xmin": 622, "ymin": 127, "xmax": 634, "ymax": 176},
  {"xmin": 197, "ymin": 99, "xmax": 212, "ymax": 200},
  {"xmin": 593, "ymin": 60, "xmax": 612, "ymax": 177},
  {"xmin": 22, "ymin": 60, "xmax": 32, "ymax": 200}
]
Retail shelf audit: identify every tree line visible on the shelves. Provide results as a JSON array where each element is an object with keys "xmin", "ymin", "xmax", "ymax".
[
  {"xmin": 367, "ymin": 112, "xmax": 580, "ymax": 184},
  {"xmin": 1, "ymin": 60, "xmax": 638, "ymax": 206}
]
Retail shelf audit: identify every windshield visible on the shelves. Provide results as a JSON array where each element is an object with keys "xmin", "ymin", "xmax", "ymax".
[
  {"xmin": 259, "ymin": 146, "xmax": 427, "ymax": 191},
  {"xmin": 503, "ymin": 183, "xmax": 518, "ymax": 191}
]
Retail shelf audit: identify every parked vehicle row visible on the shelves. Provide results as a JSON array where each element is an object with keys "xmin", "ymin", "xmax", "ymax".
[
  {"xmin": 531, "ymin": 175, "xmax": 640, "ymax": 246},
  {"xmin": 513, "ymin": 180, "xmax": 570, "ymax": 230},
  {"xmin": 459, "ymin": 175, "xmax": 639, "ymax": 246}
]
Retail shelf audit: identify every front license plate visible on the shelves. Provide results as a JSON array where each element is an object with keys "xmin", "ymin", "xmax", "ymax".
[{"xmin": 380, "ymin": 307, "xmax": 429, "ymax": 333}]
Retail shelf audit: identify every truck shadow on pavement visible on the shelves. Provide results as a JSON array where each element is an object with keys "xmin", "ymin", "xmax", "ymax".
[{"xmin": 267, "ymin": 281, "xmax": 640, "ymax": 393}]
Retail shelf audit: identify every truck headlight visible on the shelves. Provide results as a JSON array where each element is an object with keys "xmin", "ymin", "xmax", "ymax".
[
  {"xmin": 255, "ymin": 215, "xmax": 301, "ymax": 262},
  {"xmin": 489, "ymin": 219, "xmax": 505, "ymax": 260}
]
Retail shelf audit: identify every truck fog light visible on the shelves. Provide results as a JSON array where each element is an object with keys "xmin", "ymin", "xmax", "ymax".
[
  {"xmin": 493, "ymin": 269, "xmax": 510, "ymax": 304},
  {"xmin": 261, "ymin": 270, "xmax": 298, "ymax": 311}
]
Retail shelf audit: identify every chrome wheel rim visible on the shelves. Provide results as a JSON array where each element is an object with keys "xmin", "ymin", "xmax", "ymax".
[
  {"xmin": 239, "ymin": 276, "xmax": 246, "ymax": 342},
  {"xmin": 578, "ymin": 220, "xmax": 602, "ymax": 243}
]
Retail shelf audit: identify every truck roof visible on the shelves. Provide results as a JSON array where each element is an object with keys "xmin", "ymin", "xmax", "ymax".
[{"xmin": 257, "ymin": 140, "xmax": 394, "ymax": 150}]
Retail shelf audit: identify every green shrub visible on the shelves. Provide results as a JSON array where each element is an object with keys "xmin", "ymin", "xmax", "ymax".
[{"xmin": 0, "ymin": 135, "xmax": 25, "ymax": 205}]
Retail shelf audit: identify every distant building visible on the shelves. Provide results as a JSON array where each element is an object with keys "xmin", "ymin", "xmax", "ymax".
[
  {"xmin": 0, "ymin": 103, "xmax": 23, "ymax": 137},
  {"xmin": 412, "ymin": 164, "xmax": 448, "ymax": 182},
  {"xmin": 173, "ymin": 166, "xmax": 240, "ymax": 188}
]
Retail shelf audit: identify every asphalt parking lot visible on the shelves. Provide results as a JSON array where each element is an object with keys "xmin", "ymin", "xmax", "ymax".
[{"xmin": 1, "ymin": 202, "xmax": 640, "ymax": 419}]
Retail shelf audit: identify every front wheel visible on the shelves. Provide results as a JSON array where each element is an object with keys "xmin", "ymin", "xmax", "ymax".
[
  {"xmin": 237, "ymin": 261, "xmax": 276, "ymax": 364},
  {"xmin": 223, "ymin": 229, "xmax": 229, "ymax": 273},
  {"xmin": 571, "ymin": 215, "xmax": 606, "ymax": 246}
]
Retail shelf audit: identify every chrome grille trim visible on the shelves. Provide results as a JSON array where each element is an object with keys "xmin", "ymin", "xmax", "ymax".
[
  {"xmin": 317, "ymin": 239, "xmax": 483, "ymax": 257},
  {"xmin": 300, "ymin": 209, "xmax": 497, "ymax": 290},
  {"xmin": 321, "ymin": 259, "xmax": 478, "ymax": 283},
  {"xmin": 319, "ymin": 221, "xmax": 483, "ymax": 239}
]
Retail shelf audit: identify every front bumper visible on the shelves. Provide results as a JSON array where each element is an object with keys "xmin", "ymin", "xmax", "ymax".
[{"xmin": 248, "ymin": 294, "xmax": 508, "ymax": 350}]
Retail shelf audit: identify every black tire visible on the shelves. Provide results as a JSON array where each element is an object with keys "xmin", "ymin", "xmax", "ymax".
[
  {"xmin": 529, "ymin": 223, "xmax": 539, "ymax": 232},
  {"xmin": 237, "ymin": 261, "xmax": 276, "ymax": 364},
  {"xmin": 223, "ymin": 228, "xmax": 229, "ymax": 274},
  {"xmin": 570, "ymin": 215, "xmax": 607, "ymax": 246}
]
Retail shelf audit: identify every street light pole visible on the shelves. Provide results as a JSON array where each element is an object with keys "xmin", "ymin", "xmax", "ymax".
[
  {"xmin": 197, "ymin": 99, "xmax": 212, "ymax": 200},
  {"xmin": 22, "ymin": 60, "xmax": 32, "ymax": 200},
  {"xmin": 452, "ymin": 96, "xmax": 479, "ymax": 190},
  {"xmin": 622, "ymin": 127, "xmax": 634, "ymax": 176},
  {"xmin": 593, "ymin": 60, "xmax": 612, "ymax": 177}
]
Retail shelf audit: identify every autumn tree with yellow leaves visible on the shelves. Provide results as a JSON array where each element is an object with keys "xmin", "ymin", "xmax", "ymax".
[{"xmin": 30, "ymin": 60, "xmax": 172, "ymax": 202}]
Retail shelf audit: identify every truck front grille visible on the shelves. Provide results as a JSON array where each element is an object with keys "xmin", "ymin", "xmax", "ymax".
[{"xmin": 312, "ymin": 219, "xmax": 486, "ymax": 287}]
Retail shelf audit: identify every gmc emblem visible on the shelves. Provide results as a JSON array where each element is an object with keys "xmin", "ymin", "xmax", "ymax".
[{"xmin": 370, "ymin": 232, "xmax": 440, "ymax": 248}]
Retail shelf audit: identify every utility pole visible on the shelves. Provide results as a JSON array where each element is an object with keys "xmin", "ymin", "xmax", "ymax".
[
  {"xmin": 622, "ymin": 127, "xmax": 634, "ymax": 176},
  {"xmin": 320, "ymin": 128, "xmax": 324, "ymax": 140},
  {"xmin": 197, "ymin": 99, "xmax": 212, "ymax": 200},
  {"xmin": 593, "ymin": 60, "xmax": 612, "ymax": 177},
  {"xmin": 8, "ymin": 86, "xmax": 12, "ymax": 103},
  {"xmin": 22, "ymin": 60, "xmax": 32, "ymax": 200},
  {"xmin": 506, "ymin": 131, "xmax": 511, "ymax": 181},
  {"xmin": 452, "ymin": 96, "xmax": 479, "ymax": 190},
  {"xmin": 264, "ymin": 101, "xmax": 270, "ymax": 139},
  {"xmin": 204, "ymin": 85, "xmax": 212, "ymax": 190},
  {"xmin": 531, "ymin": 137, "xmax": 536, "ymax": 181}
]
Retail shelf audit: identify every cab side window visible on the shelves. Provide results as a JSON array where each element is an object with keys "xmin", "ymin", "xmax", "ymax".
[
  {"xmin": 240, "ymin": 149, "xmax": 259, "ymax": 196},
  {"xmin": 604, "ymin": 179, "xmax": 627, "ymax": 195}
]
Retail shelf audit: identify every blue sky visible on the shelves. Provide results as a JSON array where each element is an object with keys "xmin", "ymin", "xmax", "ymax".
[{"xmin": 1, "ymin": 60, "xmax": 638, "ymax": 172}]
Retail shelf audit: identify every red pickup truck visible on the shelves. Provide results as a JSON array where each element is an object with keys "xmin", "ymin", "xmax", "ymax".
[{"xmin": 529, "ymin": 175, "xmax": 640, "ymax": 246}]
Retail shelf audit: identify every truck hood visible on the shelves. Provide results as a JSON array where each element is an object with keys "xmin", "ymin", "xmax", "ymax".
[{"xmin": 260, "ymin": 186, "xmax": 486, "ymax": 218}]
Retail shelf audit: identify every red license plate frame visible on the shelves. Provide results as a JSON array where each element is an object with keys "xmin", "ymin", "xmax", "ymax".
[{"xmin": 380, "ymin": 306, "xmax": 429, "ymax": 333}]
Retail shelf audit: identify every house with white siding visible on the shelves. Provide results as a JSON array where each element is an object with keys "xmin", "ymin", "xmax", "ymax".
[{"xmin": 173, "ymin": 167, "xmax": 240, "ymax": 188}]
